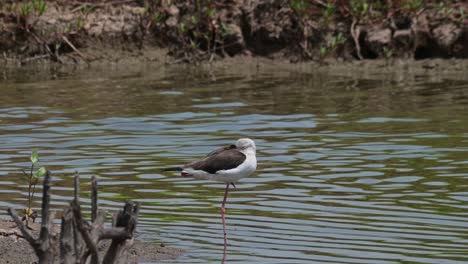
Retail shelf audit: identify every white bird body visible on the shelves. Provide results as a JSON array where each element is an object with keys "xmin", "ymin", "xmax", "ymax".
[
  {"xmin": 183, "ymin": 146, "xmax": 257, "ymax": 183},
  {"xmin": 161, "ymin": 138, "xmax": 257, "ymax": 249},
  {"xmin": 164, "ymin": 138, "xmax": 257, "ymax": 184}
]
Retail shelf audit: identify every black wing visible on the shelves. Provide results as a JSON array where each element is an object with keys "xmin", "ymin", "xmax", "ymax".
[
  {"xmin": 206, "ymin": 144, "xmax": 236, "ymax": 157},
  {"xmin": 185, "ymin": 148, "xmax": 246, "ymax": 174}
]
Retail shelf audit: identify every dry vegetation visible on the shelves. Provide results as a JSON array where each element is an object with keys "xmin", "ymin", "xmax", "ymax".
[{"xmin": 0, "ymin": 0, "xmax": 467, "ymax": 64}]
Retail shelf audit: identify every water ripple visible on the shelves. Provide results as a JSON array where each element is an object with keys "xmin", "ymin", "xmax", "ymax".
[{"xmin": 1, "ymin": 69, "xmax": 468, "ymax": 264}]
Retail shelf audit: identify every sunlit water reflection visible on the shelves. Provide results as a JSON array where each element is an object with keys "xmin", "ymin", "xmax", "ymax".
[{"xmin": 1, "ymin": 64, "xmax": 468, "ymax": 263}]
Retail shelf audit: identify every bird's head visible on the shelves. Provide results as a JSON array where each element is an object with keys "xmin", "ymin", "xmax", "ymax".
[{"xmin": 236, "ymin": 138, "xmax": 256, "ymax": 151}]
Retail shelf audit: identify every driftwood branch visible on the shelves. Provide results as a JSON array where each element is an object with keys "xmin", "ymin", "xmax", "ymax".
[
  {"xmin": 351, "ymin": 18, "xmax": 363, "ymax": 60},
  {"xmin": 39, "ymin": 170, "xmax": 51, "ymax": 241},
  {"xmin": 73, "ymin": 199, "xmax": 100, "ymax": 264},
  {"xmin": 61, "ymin": 36, "xmax": 90, "ymax": 64},
  {"xmin": 60, "ymin": 208, "xmax": 76, "ymax": 263},
  {"xmin": 7, "ymin": 171, "xmax": 141, "ymax": 264},
  {"xmin": 103, "ymin": 202, "xmax": 140, "ymax": 264},
  {"xmin": 7, "ymin": 207, "xmax": 36, "ymax": 245},
  {"xmin": 7, "ymin": 171, "xmax": 57, "ymax": 264},
  {"xmin": 91, "ymin": 176, "xmax": 98, "ymax": 222},
  {"xmin": 74, "ymin": 172, "xmax": 80, "ymax": 202}
]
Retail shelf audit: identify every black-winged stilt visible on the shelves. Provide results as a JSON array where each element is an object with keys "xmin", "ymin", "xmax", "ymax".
[{"xmin": 162, "ymin": 138, "xmax": 257, "ymax": 249}]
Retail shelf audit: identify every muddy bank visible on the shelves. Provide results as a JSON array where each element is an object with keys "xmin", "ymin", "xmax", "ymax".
[
  {"xmin": 0, "ymin": 1, "xmax": 467, "ymax": 65},
  {"xmin": 0, "ymin": 219, "xmax": 182, "ymax": 263}
]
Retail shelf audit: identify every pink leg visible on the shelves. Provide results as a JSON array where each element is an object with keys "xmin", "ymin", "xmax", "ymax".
[{"xmin": 221, "ymin": 183, "xmax": 230, "ymax": 250}]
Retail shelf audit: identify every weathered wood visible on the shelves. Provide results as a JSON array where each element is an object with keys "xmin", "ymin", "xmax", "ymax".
[
  {"xmin": 74, "ymin": 172, "xmax": 80, "ymax": 202},
  {"xmin": 65, "ymin": 173, "xmax": 87, "ymax": 264},
  {"xmin": 39, "ymin": 170, "xmax": 52, "ymax": 243},
  {"xmin": 99, "ymin": 227, "xmax": 129, "ymax": 240},
  {"xmin": 7, "ymin": 171, "xmax": 141, "ymax": 264},
  {"xmin": 103, "ymin": 202, "xmax": 139, "ymax": 264},
  {"xmin": 7, "ymin": 171, "xmax": 58, "ymax": 264},
  {"xmin": 60, "ymin": 208, "xmax": 75, "ymax": 264},
  {"xmin": 71, "ymin": 176, "xmax": 139, "ymax": 264},
  {"xmin": 91, "ymin": 176, "xmax": 98, "ymax": 222},
  {"xmin": 7, "ymin": 207, "xmax": 36, "ymax": 245},
  {"xmin": 72, "ymin": 200, "xmax": 99, "ymax": 264}
]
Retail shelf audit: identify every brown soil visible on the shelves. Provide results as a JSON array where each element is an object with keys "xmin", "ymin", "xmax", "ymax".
[
  {"xmin": 0, "ymin": 219, "xmax": 183, "ymax": 264},
  {"xmin": 0, "ymin": 1, "xmax": 467, "ymax": 65}
]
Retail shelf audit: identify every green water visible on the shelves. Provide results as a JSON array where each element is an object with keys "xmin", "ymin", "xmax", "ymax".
[{"xmin": 1, "ymin": 63, "xmax": 468, "ymax": 264}]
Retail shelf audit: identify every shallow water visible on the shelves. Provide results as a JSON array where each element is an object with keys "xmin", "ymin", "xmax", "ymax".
[{"xmin": 1, "ymin": 63, "xmax": 468, "ymax": 264}]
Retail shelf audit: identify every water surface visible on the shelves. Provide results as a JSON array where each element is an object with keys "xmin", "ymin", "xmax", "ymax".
[{"xmin": 1, "ymin": 63, "xmax": 468, "ymax": 264}]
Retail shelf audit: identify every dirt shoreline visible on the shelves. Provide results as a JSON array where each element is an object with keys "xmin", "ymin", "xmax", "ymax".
[
  {"xmin": 0, "ymin": 1, "xmax": 467, "ymax": 66},
  {"xmin": 0, "ymin": 218, "xmax": 183, "ymax": 263}
]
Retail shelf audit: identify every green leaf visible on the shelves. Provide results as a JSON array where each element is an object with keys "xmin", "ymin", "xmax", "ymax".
[
  {"xmin": 34, "ymin": 167, "xmax": 46, "ymax": 178},
  {"xmin": 206, "ymin": 8, "xmax": 216, "ymax": 18},
  {"xmin": 31, "ymin": 150, "xmax": 39, "ymax": 165}
]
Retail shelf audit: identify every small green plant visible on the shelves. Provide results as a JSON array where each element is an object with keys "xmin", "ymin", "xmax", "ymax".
[
  {"xmin": 19, "ymin": 3, "xmax": 33, "ymax": 18},
  {"xmin": 190, "ymin": 15, "xmax": 199, "ymax": 25},
  {"xmin": 330, "ymin": 32, "xmax": 346, "ymax": 49},
  {"xmin": 21, "ymin": 150, "xmax": 47, "ymax": 226},
  {"xmin": 350, "ymin": 0, "xmax": 369, "ymax": 19},
  {"xmin": 290, "ymin": 0, "xmax": 309, "ymax": 15},
  {"xmin": 383, "ymin": 46, "xmax": 393, "ymax": 59},
  {"xmin": 319, "ymin": 46, "xmax": 328, "ymax": 58},
  {"xmin": 320, "ymin": 32, "xmax": 346, "ymax": 59},
  {"xmin": 206, "ymin": 7, "xmax": 216, "ymax": 18},
  {"xmin": 219, "ymin": 22, "xmax": 230, "ymax": 39},
  {"xmin": 64, "ymin": 15, "xmax": 87, "ymax": 33},
  {"xmin": 31, "ymin": 0, "xmax": 47, "ymax": 17},
  {"xmin": 17, "ymin": 0, "xmax": 48, "ymax": 31},
  {"xmin": 178, "ymin": 22, "xmax": 186, "ymax": 33},
  {"xmin": 20, "ymin": 0, "xmax": 48, "ymax": 17},
  {"xmin": 79, "ymin": 4, "xmax": 95, "ymax": 18},
  {"xmin": 75, "ymin": 16, "xmax": 85, "ymax": 31},
  {"xmin": 459, "ymin": 7, "xmax": 467, "ymax": 21},
  {"xmin": 402, "ymin": 0, "xmax": 423, "ymax": 12},
  {"xmin": 152, "ymin": 12, "xmax": 166, "ymax": 25},
  {"xmin": 190, "ymin": 39, "xmax": 199, "ymax": 49},
  {"xmin": 322, "ymin": 2, "xmax": 336, "ymax": 22},
  {"xmin": 436, "ymin": 1, "xmax": 453, "ymax": 16}
]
